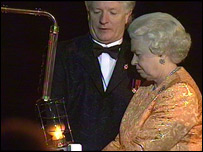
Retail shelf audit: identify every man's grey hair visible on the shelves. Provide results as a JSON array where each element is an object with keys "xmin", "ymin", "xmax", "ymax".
[
  {"xmin": 85, "ymin": 1, "xmax": 136, "ymax": 13},
  {"xmin": 85, "ymin": 1, "xmax": 136, "ymax": 27},
  {"xmin": 128, "ymin": 12, "xmax": 191, "ymax": 64}
]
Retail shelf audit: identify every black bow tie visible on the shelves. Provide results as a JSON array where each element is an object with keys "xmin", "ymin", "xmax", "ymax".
[{"xmin": 93, "ymin": 43, "xmax": 121, "ymax": 59}]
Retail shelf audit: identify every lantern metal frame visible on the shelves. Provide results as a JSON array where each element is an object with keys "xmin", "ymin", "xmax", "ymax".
[{"xmin": 36, "ymin": 97, "xmax": 74, "ymax": 148}]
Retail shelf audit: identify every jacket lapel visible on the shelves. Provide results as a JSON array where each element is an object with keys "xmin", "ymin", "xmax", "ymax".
[
  {"xmin": 76, "ymin": 35, "xmax": 104, "ymax": 94},
  {"xmin": 106, "ymin": 39, "xmax": 132, "ymax": 94}
]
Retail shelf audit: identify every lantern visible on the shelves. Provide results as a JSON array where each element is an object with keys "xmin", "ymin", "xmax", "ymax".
[{"xmin": 36, "ymin": 98, "xmax": 74, "ymax": 150}]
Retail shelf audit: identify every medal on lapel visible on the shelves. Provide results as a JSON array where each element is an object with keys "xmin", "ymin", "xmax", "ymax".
[
  {"xmin": 132, "ymin": 79, "xmax": 141, "ymax": 93},
  {"xmin": 124, "ymin": 64, "xmax": 128, "ymax": 70}
]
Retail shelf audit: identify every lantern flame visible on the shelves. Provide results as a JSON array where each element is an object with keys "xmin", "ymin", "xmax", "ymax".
[
  {"xmin": 52, "ymin": 125, "xmax": 65, "ymax": 140},
  {"xmin": 47, "ymin": 124, "xmax": 65, "ymax": 141}
]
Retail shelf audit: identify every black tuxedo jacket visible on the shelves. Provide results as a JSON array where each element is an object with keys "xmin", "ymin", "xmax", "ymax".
[{"xmin": 51, "ymin": 33, "xmax": 141, "ymax": 151}]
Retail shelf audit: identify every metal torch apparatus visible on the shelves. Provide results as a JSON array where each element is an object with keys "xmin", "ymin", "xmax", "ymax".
[{"xmin": 1, "ymin": 6, "xmax": 82, "ymax": 151}]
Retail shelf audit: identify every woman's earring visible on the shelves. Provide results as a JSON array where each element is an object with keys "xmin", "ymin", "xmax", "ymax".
[{"xmin": 159, "ymin": 58, "xmax": 165, "ymax": 65}]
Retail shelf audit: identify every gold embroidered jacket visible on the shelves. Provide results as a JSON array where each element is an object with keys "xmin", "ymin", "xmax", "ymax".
[{"xmin": 103, "ymin": 67, "xmax": 202, "ymax": 151}]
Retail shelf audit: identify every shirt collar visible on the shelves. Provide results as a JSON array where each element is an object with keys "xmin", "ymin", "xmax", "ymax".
[{"xmin": 92, "ymin": 38, "xmax": 123, "ymax": 48}]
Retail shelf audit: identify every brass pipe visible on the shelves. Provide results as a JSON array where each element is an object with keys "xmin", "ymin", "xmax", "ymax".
[
  {"xmin": 1, "ymin": 6, "xmax": 59, "ymax": 101},
  {"xmin": 1, "ymin": 7, "xmax": 58, "ymax": 28}
]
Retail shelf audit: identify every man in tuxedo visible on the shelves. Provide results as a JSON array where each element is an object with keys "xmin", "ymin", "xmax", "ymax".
[{"xmin": 51, "ymin": 1, "xmax": 141, "ymax": 151}]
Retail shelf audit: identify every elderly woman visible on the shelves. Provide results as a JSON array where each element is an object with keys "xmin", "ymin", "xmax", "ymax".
[{"xmin": 103, "ymin": 12, "xmax": 202, "ymax": 151}]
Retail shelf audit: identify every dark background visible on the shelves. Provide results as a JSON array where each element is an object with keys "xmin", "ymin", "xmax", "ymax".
[{"xmin": 1, "ymin": 1, "xmax": 202, "ymax": 122}]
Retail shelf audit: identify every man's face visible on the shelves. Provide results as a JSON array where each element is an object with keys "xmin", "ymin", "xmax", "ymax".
[{"xmin": 87, "ymin": 1, "xmax": 131, "ymax": 44}]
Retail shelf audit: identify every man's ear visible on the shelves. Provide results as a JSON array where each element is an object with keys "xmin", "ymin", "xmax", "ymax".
[
  {"xmin": 84, "ymin": 2, "xmax": 89, "ymax": 11},
  {"xmin": 85, "ymin": 2, "xmax": 90, "ymax": 21},
  {"xmin": 125, "ymin": 10, "xmax": 133, "ymax": 24},
  {"xmin": 87, "ymin": 12, "xmax": 90, "ymax": 21}
]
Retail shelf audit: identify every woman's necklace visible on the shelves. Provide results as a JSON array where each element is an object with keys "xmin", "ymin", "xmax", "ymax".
[
  {"xmin": 153, "ymin": 66, "xmax": 181, "ymax": 91},
  {"xmin": 168, "ymin": 66, "xmax": 181, "ymax": 77}
]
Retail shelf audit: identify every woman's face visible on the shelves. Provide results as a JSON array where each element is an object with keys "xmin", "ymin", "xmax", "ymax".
[{"xmin": 131, "ymin": 37, "xmax": 162, "ymax": 81}]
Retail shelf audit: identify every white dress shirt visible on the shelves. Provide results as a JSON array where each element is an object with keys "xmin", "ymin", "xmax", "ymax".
[{"xmin": 92, "ymin": 38, "xmax": 123, "ymax": 91}]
